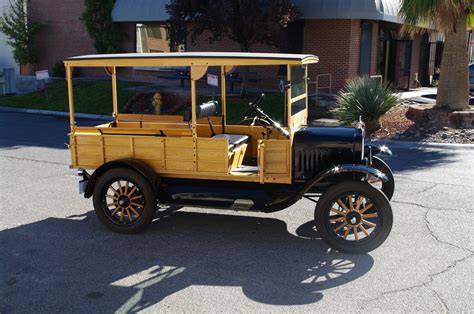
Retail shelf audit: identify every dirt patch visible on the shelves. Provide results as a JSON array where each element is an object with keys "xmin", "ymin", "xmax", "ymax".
[{"xmin": 370, "ymin": 104, "xmax": 474, "ymax": 144}]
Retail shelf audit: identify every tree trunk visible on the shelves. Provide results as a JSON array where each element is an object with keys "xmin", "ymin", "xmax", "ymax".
[{"xmin": 436, "ymin": 12, "xmax": 469, "ymax": 110}]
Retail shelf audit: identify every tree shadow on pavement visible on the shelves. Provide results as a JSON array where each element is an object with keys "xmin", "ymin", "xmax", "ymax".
[
  {"xmin": 0, "ymin": 112, "xmax": 103, "ymax": 150},
  {"xmin": 377, "ymin": 146, "xmax": 457, "ymax": 173},
  {"xmin": 0, "ymin": 211, "xmax": 373, "ymax": 312}
]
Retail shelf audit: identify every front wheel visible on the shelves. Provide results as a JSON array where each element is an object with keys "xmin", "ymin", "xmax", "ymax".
[
  {"xmin": 315, "ymin": 181, "xmax": 393, "ymax": 253},
  {"xmin": 93, "ymin": 168, "xmax": 157, "ymax": 234}
]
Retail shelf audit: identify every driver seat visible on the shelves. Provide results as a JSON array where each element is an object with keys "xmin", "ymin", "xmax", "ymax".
[{"xmin": 192, "ymin": 101, "xmax": 250, "ymax": 152}]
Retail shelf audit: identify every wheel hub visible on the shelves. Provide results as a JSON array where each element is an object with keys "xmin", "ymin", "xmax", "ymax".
[
  {"xmin": 118, "ymin": 195, "xmax": 130, "ymax": 208},
  {"xmin": 345, "ymin": 211, "xmax": 362, "ymax": 226}
]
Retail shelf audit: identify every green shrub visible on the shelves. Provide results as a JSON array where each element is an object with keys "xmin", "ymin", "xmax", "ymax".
[
  {"xmin": 52, "ymin": 62, "xmax": 66, "ymax": 78},
  {"xmin": 334, "ymin": 76, "xmax": 399, "ymax": 131}
]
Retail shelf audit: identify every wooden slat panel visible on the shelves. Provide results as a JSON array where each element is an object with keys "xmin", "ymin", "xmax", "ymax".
[
  {"xmin": 197, "ymin": 161, "xmax": 227, "ymax": 173},
  {"xmin": 197, "ymin": 138, "xmax": 227, "ymax": 150},
  {"xmin": 77, "ymin": 156, "xmax": 102, "ymax": 166},
  {"xmin": 76, "ymin": 145, "xmax": 102, "ymax": 156},
  {"xmin": 134, "ymin": 147, "xmax": 162, "ymax": 160},
  {"xmin": 104, "ymin": 145, "xmax": 132, "ymax": 158},
  {"xmin": 104, "ymin": 137, "xmax": 130, "ymax": 147},
  {"xmin": 265, "ymin": 152, "xmax": 287, "ymax": 163},
  {"xmin": 265, "ymin": 163, "xmax": 288, "ymax": 174},
  {"xmin": 165, "ymin": 160, "xmax": 194, "ymax": 171},
  {"xmin": 197, "ymin": 150, "xmax": 226, "ymax": 161},
  {"xmin": 135, "ymin": 159, "xmax": 163, "ymax": 170},
  {"xmin": 75, "ymin": 136, "xmax": 101, "ymax": 146},
  {"xmin": 133, "ymin": 137, "xmax": 162, "ymax": 148},
  {"xmin": 165, "ymin": 138, "xmax": 193, "ymax": 148},
  {"xmin": 166, "ymin": 148, "xmax": 194, "ymax": 160}
]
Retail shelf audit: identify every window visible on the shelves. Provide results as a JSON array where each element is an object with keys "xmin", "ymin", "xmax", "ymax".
[
  {"xmin": 136, "ymin": 24, "xmax": 185, "ymax": 53},
  {"xmin": 291, "ymin": 65, "xmax": 306, "ymax": 115}
]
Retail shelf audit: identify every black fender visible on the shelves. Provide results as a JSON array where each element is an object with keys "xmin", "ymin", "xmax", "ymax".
[
  {"xmin": 83, "ymin": 159, "xmax": 159, "ymax": 198},
  {"xmin": 262, "ymin": 164, "xmax": 388, "ymax": 213},
  {"xmin": 365, "ymin": 144, "xmax": 392, "ymax": 157}
]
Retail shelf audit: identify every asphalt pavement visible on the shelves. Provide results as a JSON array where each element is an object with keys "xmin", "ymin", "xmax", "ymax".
[{"xmin": 0, "ymin": 111, "xmax": 473, "ymax": 312}]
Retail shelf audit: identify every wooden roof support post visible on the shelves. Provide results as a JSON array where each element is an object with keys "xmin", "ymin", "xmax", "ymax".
[
  {"xmin": 305, "ymin": 65, "xmax": 309, "ymax": 112},
  {"xmin": 66, "ymin": 66, "xmax": 75, "ymax": 132},
  {"xmin": 220, "ymin": 66, "xmax": 227, "ymax": 125},
  {"xmin": 111, "ymin": 66, "xmax": 118, "ymax": 117},
  {"xmin": 287, "ymin": 64, "xmax": 292, "ymax": 131},
  {"xmin": 191, "ymin": 79, "xmax": 197, "ymax": 137}
]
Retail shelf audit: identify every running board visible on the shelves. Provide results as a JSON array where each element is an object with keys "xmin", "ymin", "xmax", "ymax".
[{"xmin": 171, "ymin": 193, "xmax": 255, "ymax": 211}]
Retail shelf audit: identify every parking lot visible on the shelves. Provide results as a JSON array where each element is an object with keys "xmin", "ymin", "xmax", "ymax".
[{"xmin": 1, "ymin": 111, "xmax": 473, "ymax": 312}]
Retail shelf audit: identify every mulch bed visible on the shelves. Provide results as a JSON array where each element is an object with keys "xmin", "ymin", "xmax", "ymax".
[{"xmin": 370, "ymin": 104, "xmax": 474, "ymax": 144}]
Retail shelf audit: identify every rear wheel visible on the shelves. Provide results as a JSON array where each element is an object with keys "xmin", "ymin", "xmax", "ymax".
[
  {"xmin": 93, "ymin": 168, "xmax": 156, "ymax": 234},
  {"xmin": 315, "ymin": 181, "xmax": 393, "ymax": 253}
]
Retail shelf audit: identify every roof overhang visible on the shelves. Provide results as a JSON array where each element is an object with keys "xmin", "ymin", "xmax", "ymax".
[
  {"xmin": 112, "ymin": 0, "xmax": 404, "ymax": 24},
  {"xmin": 294, "ymin": 0, "xmax": 402, "ymax": 24},
  {"xmin": 112, "ymin": 0, "xmax": 169, "ymax": 23},
  {"xmin": 64, "ymin": 52, "xmax": 319, "ymax": 67}
]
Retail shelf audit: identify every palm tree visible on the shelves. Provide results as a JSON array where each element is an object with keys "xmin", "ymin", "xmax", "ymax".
[{"xmin": 399, "ymin": 0, "xmax": 474, "ymax": 110}]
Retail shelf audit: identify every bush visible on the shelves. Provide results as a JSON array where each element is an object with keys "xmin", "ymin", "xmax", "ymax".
[
  {"xmin": 334, "ymin": 76, "xmax": 399, "ymax": 132},
  {"xmin": 52, "ymin": 62, "xmax": 66, "ymax": 78}
]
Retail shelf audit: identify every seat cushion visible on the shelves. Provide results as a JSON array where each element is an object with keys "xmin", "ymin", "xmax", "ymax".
[{"xmin": 212, "ymin": 134, "xmax": 249, "ymax": 151}]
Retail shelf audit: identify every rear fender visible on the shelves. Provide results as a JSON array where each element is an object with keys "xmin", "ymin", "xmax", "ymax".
[{"xmin": 83, "ymin": 159, "xmax": 159, "ymax": 198}]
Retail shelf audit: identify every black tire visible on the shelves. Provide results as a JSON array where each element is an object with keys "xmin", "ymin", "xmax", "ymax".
[
  {"xmin": 315, "ymin": 181, "xmax": 393, "ymax": 253},
  {"xmin": 93, "ymin": 167, "xmax": 156, "ymax": 234},
  {"xmin": 370, "ymin": 156, "xmax": 395, "ymax": 200}
]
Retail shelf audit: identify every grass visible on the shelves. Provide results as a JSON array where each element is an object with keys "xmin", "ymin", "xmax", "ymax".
[
  {"xmin": 0, "ymin": 80, "xmax": 145, "ymax": 115},
  {"xmin": 0, "ymin": 79, "xmax": 287, "ymax": 123},
  {"xmin": 203, "ymin": 93, "xmax": 286, "ymax": 124}
]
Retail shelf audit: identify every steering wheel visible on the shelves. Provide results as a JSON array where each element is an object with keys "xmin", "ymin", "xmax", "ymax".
[
  {"xmin": 242, "ymin": 93, "xmax": 265, "ymax": 120},
  {"xmin": 241, "ymin": 93, "xmax": 290, "ymax": 139}
]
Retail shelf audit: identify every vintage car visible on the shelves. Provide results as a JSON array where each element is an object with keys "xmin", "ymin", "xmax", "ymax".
[{"xmin": 64, "ymin": 52, "xmax": 394, "ymax": 253}]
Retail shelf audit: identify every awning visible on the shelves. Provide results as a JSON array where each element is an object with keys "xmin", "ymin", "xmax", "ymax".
[
  {"xmin": 293, "ymin": 0, "xmax": 401, "ymax": 23},
  {"xmin": 112, "ymin": 0, "xmax": 169, "ymax": 23},
  {"xmin": 112, "ymin": 0, "xmax": 402, "ymax": 24}
]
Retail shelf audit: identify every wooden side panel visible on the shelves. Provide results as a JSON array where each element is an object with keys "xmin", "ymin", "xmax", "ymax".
[
  {"xmin": 264, "ymin": 140, "xmax": 291, "ymax": 183},
  {"xmin": 196, "ymin": 138, "xmax": 228, "ymax": 173},
  {"xmin": 164, "ymin": 138, "xmax": 194, "ymax": 170}
]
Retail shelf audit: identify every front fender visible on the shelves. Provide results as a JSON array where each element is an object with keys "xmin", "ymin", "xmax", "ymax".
[
  {"xmin": 312, "ymin": 164, "xmax": 389, "ymax": 185},
  {"xmin": 262, "ymin": 164, "xmax": 388, "ymax": 212},
  {"xmin": 365, "ymin": 144, "xmax": 392, "ymax": 157}
]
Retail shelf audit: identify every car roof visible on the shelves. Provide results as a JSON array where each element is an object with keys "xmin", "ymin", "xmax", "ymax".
[{"xmin": 64, "ymin": 52, "xmax": 319, "ymax": 67}]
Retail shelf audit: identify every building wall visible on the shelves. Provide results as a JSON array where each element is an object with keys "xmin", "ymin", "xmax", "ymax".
[
  {"xmin": 0, "ymin": 0, "xmax": 19, "ymax": 73},
  {"xmin": 29, "ymin": 0, "xmax": 96, "ymax": 73},
  {"xmin": 303, "ymin": 19, "xmax": 362, "ymax": 92},
  {"xmin": 370, "ymin": 22, "xmax": 380, "ymax": 76}
]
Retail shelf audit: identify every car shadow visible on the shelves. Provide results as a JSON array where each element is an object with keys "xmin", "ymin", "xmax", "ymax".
[{"xmin": 1, "ymin": 211, "xmax": 374, "ymax": 312}]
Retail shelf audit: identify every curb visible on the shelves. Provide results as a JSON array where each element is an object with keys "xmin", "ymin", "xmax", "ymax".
[
  {"xmin": 1, "ymin": 106, "xmax": 473, "ymax": 150},
  {"xmin": 0, "ymin": 106, "xmax": 111, "ymax": 121},
  {"xmin": 371, "ymin": 139, "xmax": 474, "ymax": 150}
]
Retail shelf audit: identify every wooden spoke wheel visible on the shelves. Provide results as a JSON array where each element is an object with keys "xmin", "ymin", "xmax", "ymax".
[
  {"xmin": 315, "ymin": 181, "xmax": 393, "ymax": 253},
  {"xmin": 368, "ymin": 156, "xmax": 395, "ymax": 200},
  {"xmin": 93, "ymin": 168, "xmax": 156, "ymax": 234}
]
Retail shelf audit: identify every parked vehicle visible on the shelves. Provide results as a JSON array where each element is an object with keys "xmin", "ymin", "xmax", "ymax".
[{"xmin": 65, "ymin": 52, "xmax": 394, "ymax": 253}]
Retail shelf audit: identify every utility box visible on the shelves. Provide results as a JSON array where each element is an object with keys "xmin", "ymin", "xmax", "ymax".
[{"xmin": 2, "ymin": 68, "xmax": 17, "ymax": 94}]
